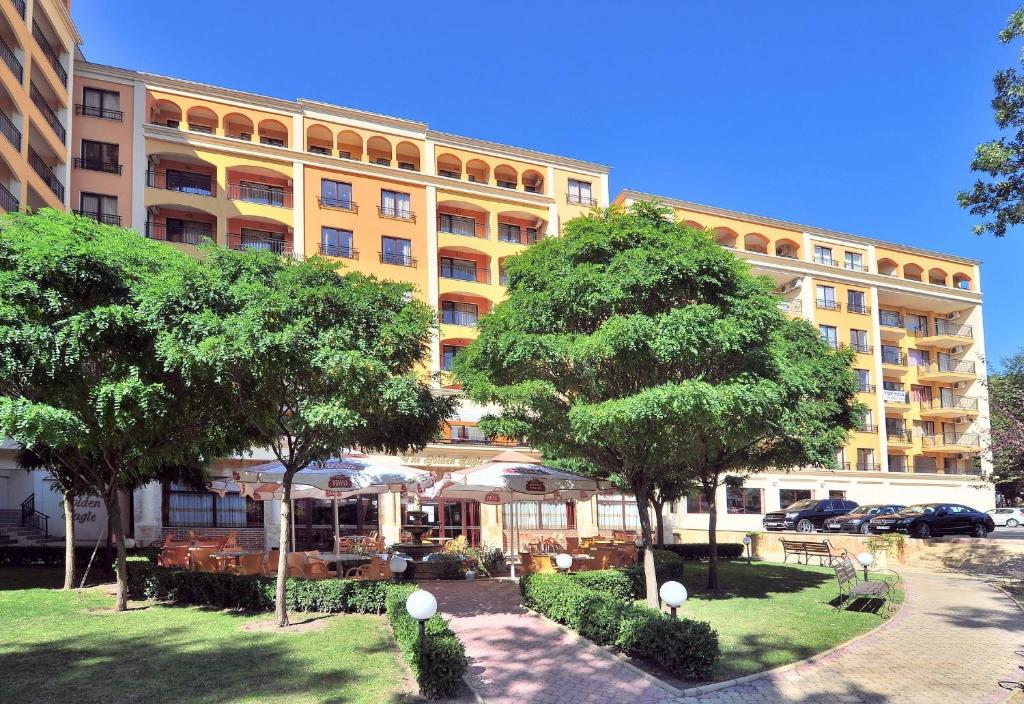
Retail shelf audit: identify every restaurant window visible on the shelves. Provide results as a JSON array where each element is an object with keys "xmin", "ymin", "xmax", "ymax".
[
  {"xmin": 780, "ymin": 489, "xmax": 812, "ymax": 508},
  {"xmin": 726, "ymin": 487, "xmax": 762, "ymax": 514},
  {"xmin": 503, "ymin": 501, "xmax": 576, "ymax": 530},
  {"xmin": 597, "ymin": 494, "xmax": 640, "ymax": 531},
  {"xmin": 320, "ymin": 179, "xmax": 353, "ymax": 209},
  {"xmin": 321, "ymin": 227, "xmax": 354, "ymax": 258},
  {"xmin": 82, "ymin": 87, "xmax": 121, "ymax": 119},
  {"xmin": 162, "ymin": 482, "xmax": 262, "ymax": 528},
  {"xmin": 416, "ymin": 498, "xmax": 480, "ymax": 545},
  {"xmin": 450, "ymin": 424, "xmax": 485, "ymax": 443}
]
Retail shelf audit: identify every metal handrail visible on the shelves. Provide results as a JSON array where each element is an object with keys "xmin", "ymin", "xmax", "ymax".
[
  {"xmin": 74, "ymin": 157, "xmax": 122, "ymax": 174},
  {"xmin": 566, "ymin": 193, "xmax": 598, "ymax": 207},
  {"xmin": 32, "ymin": 20, "xmax": 67, "ymax": 85},
  {"xmin": 816, "ymin": 299, "xmax": 841, "ymax": 311},
  {"xmin": 0, "ymin": 35, "xmax": 23, "ymax": 83},
  {"xmin": 227, "ymin": 183, "xmax": 292, "ymax": 208},
  {"xmin": 228, "ymin": 232, "xmax": 291, "ymax": 255},
  {"xmin": 878, "ymin": 311, "xmax": 905, "ymax": 328},
  {"xmin": 146, "ymin": 170, "xmax": 215, "ymax": 196},
  {"xmin": 75, "ymin": 103, "xmax": 124, "ymax": 121},
  {"xmin": 20, "ymin": 494, "xmax": 48, "ymax": 537},
  {"xmin": 27, "ymin": 146, "xmax": 63, "ymax": 200},
  {"xmin": 73, "ymin": 210, "xmax": 121, "ymax": 225},
  {"xmin": 30, "ymin": 83, "xmax": 66, "ymax": 142},
  {"xmin": 441, "ymin": 309, "xmax": 478, "ymax": 327},
  {"xmin": 921, "ymin": 432, "xmax": 980, "ymax": 448},
  {"xmin": 924, "ymin": 396, "xmax": 979, "ymax": 411},
  {"xmin": 922, "ymin": 359, "xmax": 976, "ymax": 375},
  {"xmin": 847, "ymin": 303, "xmax": 872, "ymax": 315},
  {"xmin": 318, "ymin": 243, "xmax": 359, "ymax": 259},
  {"xmin": 881, "ymin": 350, "xmax": 908, "ymax": 366},
  {"xmin": 0, "ymin": 181, "xmax": 18, "ymax": 212},
  {"xmin": 11, "ymin": 0, "xmax": 25, "ymax": 19},
  {"xmin": 378, "ymin": 205, "xmax": 416, "ymax": 221},
  {"xmin": 438, "ymin": 214, "xmax": 488, "ymax": 238},
  {"xmin": 0, "ymin": 108, "xmax": 19, "ymax": 150},
  {"xmin": 318, "ymin": 196, "xmax": 357, "ymax": 212},
  {"xmin": 145, "ymin": 221, "xmax": 213, "ymax": 245},
  {"xmin": 440, "ymin": 260, "xmax": 489, "ymax": 283},
  {"xmin": 379, "ymin": 251, "xmax": 416, "ymax": 267}
]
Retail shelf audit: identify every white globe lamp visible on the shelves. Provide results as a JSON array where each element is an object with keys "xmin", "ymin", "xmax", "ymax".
[
  {"xmin": 389, "ymin": 555, "xmax": 408, "ymax": 580},
  {"xmin": 856, "ymin": 551, "xmax": 875, "ymax": 581},
  {"xmin": 555, "ymin": 553, "xmax": 573, "ymax": 572},
  {"xmin": 742, "ymin": 535, "xmax": 752, "ymax": 564},
  {"xmin": 659, "ymin": 580, "xmax": 688, "ymax": 618},
  {"xmin": 405, "ymin": 589, "xmax": 437, "ymax": 638}
]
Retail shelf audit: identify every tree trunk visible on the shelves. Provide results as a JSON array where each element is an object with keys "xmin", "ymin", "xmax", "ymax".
[
  {"xmin": 105, "ymin": 485, "xmax": 129, "ymax": 611},
  {"xmin": 275, "ymin": 478, "xmax": 293, "ymax": 628},
  {"xmin": 652, "ymin": 497, "xmax": 665, "ymax": 549},
  {"xmin": 632, "ymin": 481, "xmax": 659, "ymax": 609},
  {"xmin": 705, "ymin": 477, "xmax": 719, "ymax": 590},
  {"xmin": 62, "ymin": 489, "xmax": 76, "ymax": 590}
]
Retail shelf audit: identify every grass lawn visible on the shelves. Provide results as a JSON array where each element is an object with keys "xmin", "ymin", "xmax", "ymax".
[
  {"xmin": 670, "ymin": 560, "xmax": 902, "ymax": 681},
  {"xmin": 0, "ymin": 568, "xmax": 416, "ymax": 704}
]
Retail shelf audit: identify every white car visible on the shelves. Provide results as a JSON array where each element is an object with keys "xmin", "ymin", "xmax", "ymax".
[{"xmin": 987, "ymin": 507, "xmax": 1024, "ymax": 528}]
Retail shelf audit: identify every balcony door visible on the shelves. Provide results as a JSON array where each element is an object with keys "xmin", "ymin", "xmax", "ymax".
[{"xmin": 240, "ymin": 227, "xmax": 284, "ymax": 252}]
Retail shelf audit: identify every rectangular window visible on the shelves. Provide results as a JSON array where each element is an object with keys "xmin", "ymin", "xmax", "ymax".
[
  {"xmin": 882, "ymin": 380, "xmax": 903, "ymax": 392},
  {"xmin": 857, "ymin": 448, "xmax": 876, "ymax": 471},
  {"xmin": 886, "ymin": 417, "xmax": 906, "ymax": 438},
  {"xmin": 726, "ymin": 487, "xmax": 763, "ymax": 514},
  {"xmin": 854, "ymin": 368, "xmax": 871, "ymax": 391},
  {"xmin": 80, "ymin": 139, "xmax": 120, "ymax": 172},
  {"xmin": 441, "ymin": 300, "xmax": 478, "ymax": 326},
  {"xmin": 908, "ymin": 348, "xmax": 931, "ymax": 367},
  {"xmin": 308, "ymin": 145, "xmax": 330, "ymax": 155},
  {"xmin": 597, "ymin": 494, "xmax": 640, "ymax": 531},
  {"xmin": 567, "ymin": 179, "xmax": 595, "ymax": 206},
  {"xmin": 813, "ymin": 245, "xmax": 834, "ymax": 266},
  {"xmin": 165, "ymin": 169, "xmax": 213, "ymax": 196},
  {"xmin": 440, "ymin": 256, "xmax": 478, "ymax": 282},
  {"xmin": 816, "ymin": 285, "xmax": 839, "ymax": 311},
  {"xmin": 850, "ymin": 329, "xmax": 870, "ymax": 353},
  {"xmin": 498, "ymin": 223, "xmax": 522, "ymax": 243},
  {"xmin": 81, "ymin": 87, "xmax": 121, "ymax": 120},
  {"xmin": 260, "ymin": 136, "xmax": 285, "ymax": 147},
  {"xmin": 238, "ymin": 180, "xmax": 284, "ymax": 207},
  {"xmin": 380, "ymin": 190, "xmax": 412, "ymax": 219},
  {"xmin": 240, "ymin": 228, "xmax": 284, "ymax": 253},
  {"xmin": 163, "ymin": 482, "xmax": 262, "ymax": 528},
  {"xmin": 910, "ymin": 384, "xmax": 932, "ymax": 403},
  {"xmin": 163, "ymin": 218, "xmax": 212, "ymax": 245},
  {"xmin": 381, "ymin": 236, "xmax": 413, "ymax": 266},
  {"xmin": 844, "ymin": 252, "xmax": 865, "ymax": 271},
  {"xmin": 526, "ymin": 227, "xmax": 540, "ymax": 245},
  {"xmin": 78, "ymin": 192, "xmax": 118, "ymax": 224},
  {"xmin": 889, "ymin": 455, "xmax": 908, "ymax": 472},
  {"xmin": 502, "ymin": 501, "xmax": 576, "ymax": 531},
  {"xmin": 847, "ymin": 290, "xmax": 868, "ymax": 314},
  {"xmin": 438, "ymin": 213, "xmax": 478, "ymax": 237},
  {"xmin": 320, "ymin": 227, "xmax": 354, "ymax": 258},
  {"xmin": 879, "ymin": 309, "xmax": 903, "ymax": 327},
  {"xmin": 881, "ymin": 345, "xmax": 903, "ymax": 365},
  {"xmin": 320, "ymin": 179, "xmax": 353, "ymax": 209},
  {"xmin": 829, "ymin": 490, "xmax": 847, "ymax": 500},
  {"xmin": 442, "ymin": 344, "xmax": 466, "ymax": 371},
  {"xmin": 780, "ymin": 489, "xmax": 812, "ymax": 508},
  {"xmin": 685, "ymin": 492, "xmax": 709, "ymax": 514},
  {"xmin": 819, "ymin": 325, "xmax": 839, "ymax": 348},
  {"xmin": 905, "ymin": 314, "xmax": 927, "ymax": 334}
]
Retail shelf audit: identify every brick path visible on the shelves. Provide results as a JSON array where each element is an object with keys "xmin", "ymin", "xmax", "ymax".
[{"xmin": 436, "ymin": 568, "xmax": 1024, "ymax": 704}]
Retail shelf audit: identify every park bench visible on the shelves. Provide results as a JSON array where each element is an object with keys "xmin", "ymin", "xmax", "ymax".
[
  {"xmin": 832, "ymin": 554, "xmax": 900, "ymax": 614},
  {"xmin": 780, "ymin": 538, "xmax": 848, "ymax": 566}
]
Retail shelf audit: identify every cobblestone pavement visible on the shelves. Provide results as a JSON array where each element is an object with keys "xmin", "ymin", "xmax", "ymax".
[{"xmin": 436, "ymin": 568, "xmax": 1024, "ymax": 704}]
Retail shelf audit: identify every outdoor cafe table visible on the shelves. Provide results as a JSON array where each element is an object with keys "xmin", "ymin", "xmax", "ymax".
[
  {"xmin": 308, "ymin": 552, "xmax": 371, "ymax": 575},
  {"xmin": 209, "ymin": 549, "xmax": 260, "ymax": 571}
]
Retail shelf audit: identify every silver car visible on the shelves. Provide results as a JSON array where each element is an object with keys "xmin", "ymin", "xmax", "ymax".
[{"xmin": 987, "ymin": 507, "xmax": 1024, "ymax": 528}]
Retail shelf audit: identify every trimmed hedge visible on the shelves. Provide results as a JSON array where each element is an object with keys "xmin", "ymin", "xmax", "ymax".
[
  {"xmin": 620, "ymin": 549, "xmax": 685, "ymax": 597},
  {"xmin": 385, "ymin": 585, "xmax": 468, "ymax": 699},
  {"xmin": 663, "ymin": 543, "xmax": 745, "ymax": 561},
  {"xmin": 0, "ymin": 545, "xmax": 160, "ymax": 568},
  {"xmin": 568, "ymin": 568, "xmax": 636, "ymax": 602},
  {"xmin": 521, "ymin": 572, "xmax": 719, "ymax": 680}
]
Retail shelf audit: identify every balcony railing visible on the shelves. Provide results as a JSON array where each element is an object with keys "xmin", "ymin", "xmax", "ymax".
[
  {"xmin": 440, "ymin": 260, "xmax": 489, "ymax": 284},
  {"xmin": 567, "ymin": 193, "xmax": 598, "ymax": 207},
  {"xmin": 856, "ymin": 424, "xmax": 879, "ymax": 433},
  {"xmin": 778, "ymin": 299, "xmax": 802, "ymax": 314},
  {"xmin": 188, "ymin": 123, "xmax": 214, "ymax": 134},
  {"xmin": 0, "ymin": 36, "xmax": 22, "ymax": 83},
  {"xmin": 441, "ymin": 309, "xmax": 478, "ymax": 327},
  {"xmin": 227, "ymin": 183, "xmax": 292, "ymax": 208},
  {"xmin": 498, "ymin": 224, "xmax": 542, "ymax": 245},
  {"xmin": 0, "ymin": 108, "xmax": 20, "ymax": 150},
  {"xmin": 75, "ymin": 103, "xmax": 124, "ymax": 121},
  {"xmin": 73, "ymin": 210, "xmax": 121, "ymax": 225},
  {"xmin": 318, "ymin": 196, "xmax": 357, "ymax": 212},
  {"xmin": 228, "ymin": 233, "xmax": 291, "ymax": 255},
  {"xmin": 30, "ymin": 83, "xmax": 65, "ymax": 143},
  {"xmin": 881, "ymin": 349, "xmax": 907, "ymax": 366},
  {"xmin": 73, "ymin": 157, "xmax": 122, "ymax": 174},
  {"xmin": 857, "ymin": 383, "xmax": 875, "ymax": 393},
  {"xmin": 146, "ymin": 170, "xmax": 215, "ymax": 197},
  {"xmin": 0, "ymin": 181, "xmax": 18, "ymax": 212},
  {"xmin": 378, "ymin": 205, "xmax": 415, "ymax": 221},
  {"xmin": 886, "ymin": 428, "xmax": 911, "ymax": 443},
  {"xmin": 32, "ymin": 21, "xmax": 66, "ymax": 85},
  {"xmin": 844, "ymin": 261, "xmax": 869, "ymax": 272},
  {"xmin": 438, "ymin": 215, "xmax": 488, "ymax": 238},
  {"xmin": 318, "ymin": 243, "xmax": 358, "ymax": 259},
  {"xmin": 847, "ymin": 302, "xmax": 871, "ymax": 315},
  {"xmin": 921, "ymin": 432, "xmax": 980, "ymax": 448},
  {"xmin": 379, "ymin": 251, "xmax": 416, "ymax": 267},
  {"xmin": 856, "ymin": 462, "xmax": 880, "ymax": 472},
  {"xmin": 924, "ymin": 396, "xmax": 979, "ymax": 412},
  {"xmin": 850, "ymin": 343, "xmax": 873, "ymax": 355},
  {"xmin": 813, "ymin": 256, "xmax": 838, "ymax": 267},
  {"xmin": 879, "ymin": 311, "xmax": 904, "ymax": 328},
  {"xmin": 27, "ymin": 147, "xmax": 63, "ymax": 200},
  {"xmin": 922, "ymin": 359, "xmax": 976, "ymax": 376},
  {"xmin": 11, "ymin": 0, "xmax": 25, "ymax": 19},
  {"xmin": 882, "ymin": 388, "xmax": 909, "ymax": 404},
  {"xmin": 914, "ymin": 320, "xmax": 973, "ymax": 339},
  {"xmin": 935, "ymin": 464, "xmax": 982, "ymax": 476},
  {"xmin": 145, "ymin": 221, "xmax": 213, "ymax": 245},
  {"xmin": 432, "ymin": 436, "xmax": 528, "ymax": 448},
  {"xmin": 815, "ymin": 299, "xmax": 841, "ymax": 312}
]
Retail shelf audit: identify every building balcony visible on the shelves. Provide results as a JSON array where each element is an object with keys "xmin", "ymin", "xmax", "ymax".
[
  {"xmin": 857, "ymin": 383, "xmax": 876, "ymax": 394},
  {"xmin": 916, "ymin": 359, "xmax": 976, "ymax": 383},
  {"xmin": 440, "ymin": 309, "xmax": 478, "ymax": 327},
  {"xmin": 73, "ymin": 210, "xmax": 121, "ymax": 226},
  {"xmin": 855, "ymin": 424, "xmax": 879, "ymax": 434},
  {"xmin": 32, "ymin": 20, "xmax": 66, "ymax": 86},
  {"xmin": 567, "ymin": 193, "xmax": 599, "ymax": 207},
  {"xmin": 882, "ymin": 388, "xmax": 910, "ymax": 408},
  {"xmin": 0, "ymin": 35, "xmax": 22, "ymax": 84},
  {"xmin": 848, "ymin": 302, "xmax": 871, "ymax": 316},
  {"xmin": 27, "ymin": 146, "xmax": 63, "ymax": 200},
  {"xmin": 918, "ymin": 396, "xmax": 980, "ymax": 420},
  {"xmin": 318, "ymin": 243, "xmax": 358, "ymax": 260},
  {"xmin": 380, "ymin": 251, "xmax": 416, "ymax": 268},
  {"xmin": 379, "ymin": 205, "xmax": 416, "ymax": 222},
  {"xmin": 228, "ymin": 232, "xmax": 293, "ymax": 255},
  {"xmin": 497, "ymin": 223, "xmax": 543, "ymax": 245},
  {"xmin": 74, "ymin": 157, "xmax": 122, "ymax": 175},
  {"xmin": 227, "ymin": 182, "xmax": 292, "ymax": 209},
  {"xmin": 438, "ymin": 214, "xmax": 489, "ymax": 240},
  {"xmin": 11, "ymin": 0, "xmax": 25, "ymax": 20},
  {"xmin": 145, "ymin": 221, "xmax": 213, "ymax": 246},
  {"xmin": 913, "ymin": 320, "xmax": 973, "ymax": 348},
  {"xmin": 878, "ymin": 311, "xmax": 905, "ymax": 339},
  {"xmin": 856, "ymin": 462, "xmax": 880, "ymax": 472},
  {"xmin": 318, "ymin": 196, "xmax": 357, "ymax": 213},
  {"xmin": 850, "ymin": 343, "xmax": 873, "ymax": 356},
  {"xmin": 75, "ymin": 103, "xmax": 124, "ymax": 122},
  {"xmin": 815, "ymin": 298, "xmax": 841, "ymax": 312},
  {"xmin": 886, "ymin": 428, "xmax": 913, "ymax": 447},
  {"xmin": 0, "ymin": 181, "xmax": 18, "ymax": 212},
  {"xmin": 0, "ymin": 108, "xmax": 20, "ymax": 151},
  {"xmin": 880, "ymin": 350, "xmax": 909, "ymax": 375},
  {"xmin": 146, "ymin": 169, "xmax": 215, "ymax": 197},
  {"xmin": 921, "ymin": 432, "xmax": 980, "ymax": 452},
  {"xmin": 30, "ymin": 83, "xmax": 66, "ymax": 143},
  {"xmin": 778, "ymin": 299, "xmax": 802, "ymax": 315},
  {"xmin": 440, "ymin": 260, "xmax": 490, "ymax": 285},
  {"xmin": 901, "ymin": 462, "xmax": 981, "ymax": 476}
]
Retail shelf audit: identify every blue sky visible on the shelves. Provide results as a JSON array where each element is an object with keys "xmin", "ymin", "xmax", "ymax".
[{"xmin": 72, "ymin": 1, "xmax": 1024, "ymax": 366}]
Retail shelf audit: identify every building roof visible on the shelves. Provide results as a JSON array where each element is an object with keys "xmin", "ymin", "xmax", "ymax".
[{"xmin": 617, "ymin": 189, "xmax": 982, "ymax": 267}]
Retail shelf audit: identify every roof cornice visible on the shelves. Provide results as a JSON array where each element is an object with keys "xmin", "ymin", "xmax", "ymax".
[{"xmin": 427, "ymin": 130, "xmax": 610, "ymax": 175}]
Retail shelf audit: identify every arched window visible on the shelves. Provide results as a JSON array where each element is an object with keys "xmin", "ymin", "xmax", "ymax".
[
  {"xmin": 257, "ymin": 119, "xmax": 289, "ymax": 147},
  {"xmin": 223, "ymin": 113, "xmax": 254, "ymax": 141},
  {"xmin": 185, "ymin": 106, "xmax": 218, "ymax": 134},
  {"xmin": 437, "ymin": 153, "xmax": 462, "ymax": 179},
  {"xmin": 466, "ymin": 159, "xmax": 489, "ymax": 184},
  {"xmin": 952, "ymin": 272, "xmax": 972, "ymax": 291},
  {"xmin": 337, "ymin": 130, "xmax": 363, "ymax": 160},
  {"xmin": 743, "ymin": 232, "xmax": 769, "ymax": 254},
  {"xmin": 494, "ymin": 164, "xmax": 518, "ymax": 189},
  {"xmin": 306, "ymin": 124, "xmax": 333, "ymax": 155},
  {"xmin": 927, "ymin": 267, "xmax": 948, "ymax": 286},
  {"xmin": 713, "ymin": 227, "xmax": 738, "ymax": 249},
  {"xmin": 904, "ymin": 263, "xmax": 924, "ymax": 282},
  {"xmin": 395, "ymin": 141, "xmax": 420, "ymax": 171},
  {"xmin": 366, "ymin": 136, "xmax": 393, "ymax": 166},
  {"xmin": 775, "ymin": 238, "xmax": 800, "ymax": 259},
  {"xmin": 522, "ymin": 169, "xmax": 544, "ymax": 194},
  {"xmin": 150, "ymin": 99, "xmax": 182, "ymax": 127},
  {"xmin": 877, "ymin": 258, "xmax": 899, "ymax": 276}
]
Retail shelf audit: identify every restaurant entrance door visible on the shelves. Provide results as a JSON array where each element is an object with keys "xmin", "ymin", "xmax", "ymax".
[{"xmin": 414, "ymin": 499, "xmax": 481, "ymax": 546}]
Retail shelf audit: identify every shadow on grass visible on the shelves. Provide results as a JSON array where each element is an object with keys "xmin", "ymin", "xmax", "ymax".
[
  {"xmin": 683, "ymin": 562, "xmax": 833, "ymax": 600},
  {"xmin": 0, "ymin": 566, "xmax": 112, "ymax": 591}
]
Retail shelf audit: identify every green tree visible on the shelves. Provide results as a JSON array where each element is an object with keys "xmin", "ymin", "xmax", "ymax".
[
  {"xmin": 153, "ymin": 246, "xmax": 454, "ymax": 627},
  {"xmin": 957, "ymin": 7, "xmax": 1024, "ymax": 236},
  {"xmin": 0, "ymin": 210, "xmax": 248, "ymax": 610},
  {"xmin": 988, "ymin": 350, "xmax": 1024, "ymax": 504},
  {"xmin": 454, "ymin": 202, "xmax": 859, "ymax": 601}
]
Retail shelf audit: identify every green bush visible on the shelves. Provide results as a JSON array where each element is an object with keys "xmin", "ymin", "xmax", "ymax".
[
  {"xmin": 385, "ymin": 584, "xmax": 467, "ymax": 699},
  {"xmin": 616, "ymin": 607, "xmax": 720, "ymax": 681},
  {"xmin": 0, "ymin": 545, "xmax": 159, "ymax": 568},
  {"xmin": 620, "ymin": 549, "xmax": 686, "ymax": 597},
  {"xmin": 568, "ymin": 569, "xmax": 636, "ymax": 602},
  {"xmin": 662, "ymin": 543, "xmax": 745, "ymax": 561}
]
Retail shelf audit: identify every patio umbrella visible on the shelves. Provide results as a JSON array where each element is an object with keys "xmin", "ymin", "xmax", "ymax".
[{"xmin": 426, "ymin": 457, "xmax": 610, "ymax": 577}]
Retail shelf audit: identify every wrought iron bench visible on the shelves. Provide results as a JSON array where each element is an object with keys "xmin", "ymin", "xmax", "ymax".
[
  {"xmin": 832, "ymin": 554, "xmax": 900, "ymax": 614},
  {"xmin": 780, "ymin": 538, "xmax": 848, "ymax": 566}
]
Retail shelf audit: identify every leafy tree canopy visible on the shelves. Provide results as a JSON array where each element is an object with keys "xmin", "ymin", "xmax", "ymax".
[{"xmin": 989, "ymin": 350, "xmax": 1024, "ymax": 503}]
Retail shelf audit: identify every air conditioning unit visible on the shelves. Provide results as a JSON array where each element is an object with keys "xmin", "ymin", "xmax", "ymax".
[
  {"xmin": 779, "ymin": 278, "xmax": 802, "ymax": 294},
  {"xmin": 955, "ymin": 453, "xmax": 967, "ymax": 461},
  {"xmin": 952, "ymin": 381, "xmax": 967, "ymax": 390},
  {"xmin": 948, "ymin": 311, "xmax": 962, "ymax": 320},
  {"xmin": 949, "ymin": 346, "xmax": 965, "ymax": 355},
  {"xmin": 955, "ymin": 417, "xmax": 970, "ymax": 425}
]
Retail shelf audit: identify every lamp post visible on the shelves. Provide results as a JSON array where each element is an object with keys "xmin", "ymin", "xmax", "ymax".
[
  {"xmin": 742, "ymin": 535, "xmax": 752, "ymax": 565},
  {"xmin": 390, "ymin": 554, "xmax": 408, "ymax": 582},
  {"xmin": 856, "ymin": 551, "xmax": 874, "ymax": 582},
  {"xmin": 405, "ymin": 589, "xmax": 437, "ymax": 639},
  {"xmin": 555, "ymin": 553, "xmax": 573, "ymax": 574},
  {"xmin": 659, "ymin": 580, "xmax": 688, "ymax": 619}
]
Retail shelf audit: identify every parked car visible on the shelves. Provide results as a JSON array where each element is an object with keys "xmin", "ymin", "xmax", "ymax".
[
  {"xmin": 987, "ymin": 507, "xmax": 1024, "ymax": 528},
  {"xmin": 868, "ymin": 503, "xmax": 996, "ymax": 538},
  {"xmin": 825, "ymin": 504, "xmax": 906, "ymax": 534},
  {"xmin": 762, "ymin": 498, "xmax": 859, "ymax": 533}
]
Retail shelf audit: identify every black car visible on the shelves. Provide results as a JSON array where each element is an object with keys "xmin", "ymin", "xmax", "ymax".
[
  {"xmin": 825, "ymin": 504, "xmax": 906, "ymax": 534},
  {"xmin": 763, "ymin": 498, "xmax": 859, "ymax": 533},
  {"xmin": 868, "ymin": 503, "xmax": 996, "ymax": 538}
]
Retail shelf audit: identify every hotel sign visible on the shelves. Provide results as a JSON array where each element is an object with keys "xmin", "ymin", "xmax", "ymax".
[
  {"xmin": 327, "ymin": 475, "xmax": 353, "ymax": 489},
  {"xmin": 883, "ymin": 389, "xmax": 908, "ymax": 404},
  {"xmin": 401, "ymin": 455, "xmax": 483, "ymax": 468}
]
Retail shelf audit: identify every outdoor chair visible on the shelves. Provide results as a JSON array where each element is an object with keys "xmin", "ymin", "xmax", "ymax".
[
  {"xmin": 222, "ymin": 531, "xmax": 239, "ymax": 549},
  {"xmin": 302, "ymin": 551, "xmax": 330, "ymax": 579},
  {"xmin": 335, "ymin": 537, "xmax": 355, "ymax": 553},
  {"xmin": 540, "ymin": 537, "xmax": 563, "ymax": 554},
  {"xmin": 261, "ymin": 549, "xmax": 281, "ymax": 577},
  {"xmin": 158, "ymin": 545, "xmax": 190, "ymax": 569},
  {"xmin": 344, "ymin": 554, "xmax": 392, "ymax": 581},
  {"xmin": 518, "ymin": 551, "xmax": 535, "ymax": 575},
  {"xmin": 832, "ymin": 555, "xmax": 900, "ymax": 615},
  {"xmin": 190, "ymin": 547, "xmax": 223, "ymax": 573},
  {"xmin": 227, "ymin": 552, "xmax": 264, "ymax": 576}
]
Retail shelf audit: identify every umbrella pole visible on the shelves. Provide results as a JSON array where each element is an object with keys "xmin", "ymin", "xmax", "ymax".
[
  {"xmin": 332, "ymin": 497, "xmax": 339, "ymax": 549},
  {"xmin": 508, "ymin": 491, "xmax": 516, "ymax": 579}
]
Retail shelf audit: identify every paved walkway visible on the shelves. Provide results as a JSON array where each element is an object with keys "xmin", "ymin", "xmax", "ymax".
[{"xmin": 436, "ymin": 568, "xmax": 1024, "ymax": 704}]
